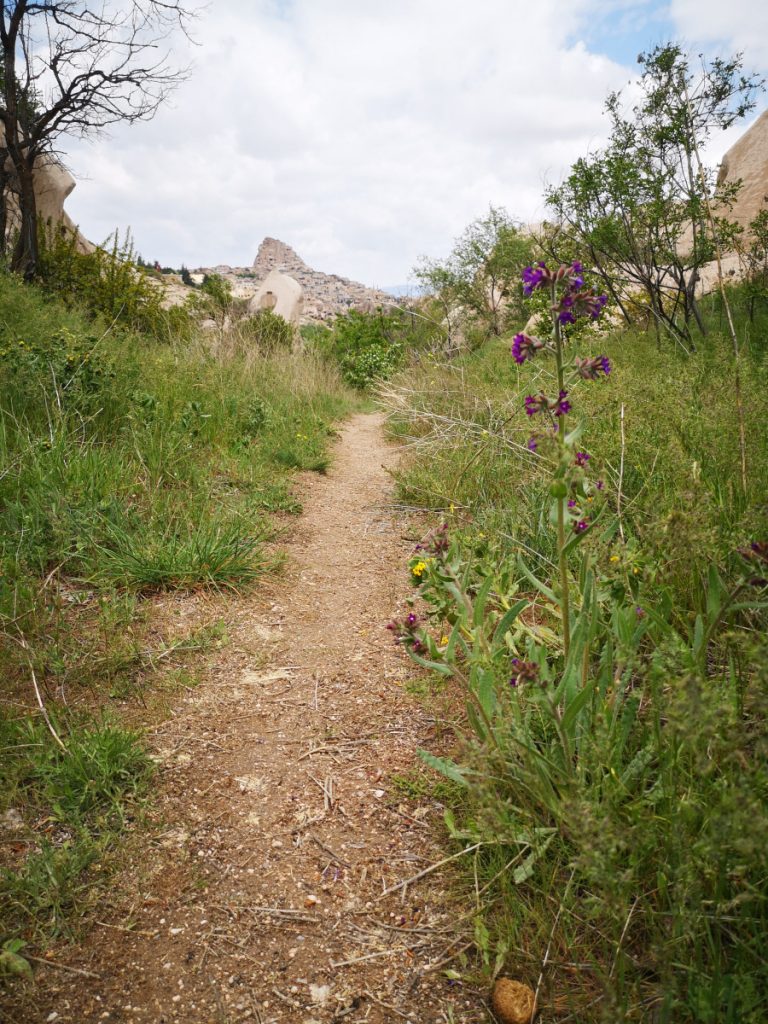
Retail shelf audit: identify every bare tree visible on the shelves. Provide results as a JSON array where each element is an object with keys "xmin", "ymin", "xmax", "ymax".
[{"xmin": 0, "ymin": 1, "xmax": 196, "ymax": 279}]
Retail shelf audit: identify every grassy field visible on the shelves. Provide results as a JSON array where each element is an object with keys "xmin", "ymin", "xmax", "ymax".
[
  {"xmin": 0, "ymin": 269, "xmax": 357, "ymax": 969},
  {"xmin": 381, "ymin": 286, "xmax": 768, "ymax": 1023}
]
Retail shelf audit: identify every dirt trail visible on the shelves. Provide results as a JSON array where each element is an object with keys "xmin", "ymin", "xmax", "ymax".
[{"xmin": 13, "ymin": 413, "xmax": 486, "ymax": 1024}]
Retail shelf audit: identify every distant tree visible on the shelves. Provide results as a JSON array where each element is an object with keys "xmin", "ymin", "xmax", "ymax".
[
  {"xmin": 180, "ymin": 264, "xmax": 193, "ymax": 286},
  {"xmin": 0, "ymin": 1, "xmax": 196, "ymax": 279},
  {"xmin": 547, "ymin": 44, "xmax": 762, "ymax": 346},
  {"xmin": 414, "ymin": 206, "xmax": 534, "ymax": 339}
]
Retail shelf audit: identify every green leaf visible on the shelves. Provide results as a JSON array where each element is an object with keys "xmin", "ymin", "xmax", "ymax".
[
  {"xmin": 0, "ymin": 948, "xmax": 33, "ymax": 981},
  {"xmin": 512, "ymin": 833, "xmax": 555, "ymax": 885},
  {"xmin": 409, "ymin": 651, "xmax": 454, "ymax": 677},
  {"xmin": 473, "ymin": 575, "xmax": 494, "ymax": 626},
  {"xmin": 561, "ymin": 675, "xmax": 598, "ymax": 736},
  {"xmin": 475, "ymin": 667, "xmax": 496, "ymax": 720},
  {"xmin": 493, "ymin": 599, "xmax": 529, "ymax": 645},
  {"xmin": 519, "ymin": 556, "xmax": 557, "ymax": 604},
  {"xmin": 418, "ymin": 749, "xmax": 469, "ymax": 787}
]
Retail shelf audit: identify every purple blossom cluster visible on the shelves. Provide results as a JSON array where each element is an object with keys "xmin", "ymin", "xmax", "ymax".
[
  {"xmin": 414, "ymin": 523, "xmax": 450, "ymax": 558},
  {"xmin": 525, "ymin": 390, "xmax": 571, "ymax": 418},
  {"xmin": 575, "ymin": 355, "xmax": 611, "ymax": 380},
  {"xmin": 386, "ymin": 611, "xmax": 426, "ymax": 655},
  {"xmin": 511, "ymin": 332, "xmax": 546, "ymax": 365},
  {"xmin": 520, "ymin": 259, "xmax": 608, "ymax": 327},
  {"xmin": 509, "ymin": 658, "xmax": 540, "ymax": 687}
]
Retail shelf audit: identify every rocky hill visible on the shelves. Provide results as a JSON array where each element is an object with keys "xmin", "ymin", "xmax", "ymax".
[{"xmin": 195, "ymin": 238, "xmax": 394, "ymax": 324}]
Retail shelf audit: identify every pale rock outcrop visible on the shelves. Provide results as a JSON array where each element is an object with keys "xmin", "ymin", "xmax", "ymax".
[
  {"xmin": 1, "ymin": 126, "xmax": 92, "ymax": 252},
  {"xmin": 717, "ymin": 109, "xmax": 768, "ymax": 233},
  {"xmin": 247, "ymin": 268, "xmax": 303, "ymax": 325}
]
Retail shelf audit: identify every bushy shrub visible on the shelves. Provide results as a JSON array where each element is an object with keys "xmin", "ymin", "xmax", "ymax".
[
  {"xmin": 239, "ymin": 308, "xmax": 294, "ymax": 352},
  {"xmin": 36, "ymin": 226, "xmax": 189, "ymax": 339},
  {"xmin": 327, "ymin": 308, "xmax": 407, "ymax": 389}
]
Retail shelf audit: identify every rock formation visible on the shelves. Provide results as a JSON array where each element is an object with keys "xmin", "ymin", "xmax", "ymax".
[
  {"xmin": 250, "ymin": 237, "xmax": 394, "ymax": 323},
  {"xmin": 248, "ymin": 268, "xmax": 303, "ymax": 325},
  {"xmin": 717, "ymin": 109, "xmax": 768, "ymax": 232},
  {"xmin": 1, "ymin": 127, "xmax": 92, "ymax": 252},
  {"xmin": 193, "ymin": 238, "xmax": 394, "ymax": 325}
]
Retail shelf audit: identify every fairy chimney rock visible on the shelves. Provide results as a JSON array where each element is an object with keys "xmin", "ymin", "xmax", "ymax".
[{"xmin": 248, "ymin": 269, "xmax": 303, "ymax": 325}]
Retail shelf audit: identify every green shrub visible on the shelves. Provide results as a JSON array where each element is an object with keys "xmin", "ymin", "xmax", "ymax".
[
  {"xmin": 239, "ymin": 308, "xmax": 294, "ymax": 352},
  {"xmin": 327, "ymin": 308, "xmax": 407, "ymax": 389},
  {"xmin": 36, "ymin": 227, "xmax": 189, "ymax": 339}
]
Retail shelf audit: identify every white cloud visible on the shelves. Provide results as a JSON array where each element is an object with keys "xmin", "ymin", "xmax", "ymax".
[{"xmin": 61, "ymin": 1, "xmax": 689, "ymax": 283}]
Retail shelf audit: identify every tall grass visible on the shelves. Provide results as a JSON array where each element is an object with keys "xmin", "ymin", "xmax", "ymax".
[
  {"xmin": 382, "ymin": 283, "xmax": 768, "ymax": 1022},
  {"xmin": 0, "ymin": 269, "xmax": 357, "ymax": 955}
]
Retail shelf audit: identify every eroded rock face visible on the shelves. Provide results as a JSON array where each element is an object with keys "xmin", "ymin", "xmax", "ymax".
[
  {"xmin": 247, "ymin": 268, "xmax": 303, "ymax": 325},
  {"xmin": 251, "ymin": 237, "xmax": 394, "ymax": 323},
  {"xmin": 1, "ymin": 127, "xmax": 92, "ymax": 252},
  {"xmin": 717, "ymin": 109, "xmax": 768, "ymax": 232}
]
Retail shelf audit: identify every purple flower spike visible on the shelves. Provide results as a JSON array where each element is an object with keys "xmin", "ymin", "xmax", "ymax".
[
  {"xmin": 510, "ymin": 658, "xmax": 539, "ymax": 687},
  {"xmin": 555, "ymin": 390, "xmax": 571, "ymax": 416},
  {"xmin": 512, "ymin": 332, "xmax": 544, "ymax": 365},
  {"xmin": 522, "ymin": 262, "xmax": 548, "ymax": 296}
]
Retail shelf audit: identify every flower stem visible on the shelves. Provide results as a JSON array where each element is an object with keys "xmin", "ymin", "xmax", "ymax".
[{"xmin": 552, "ymin": 281, "xmax": 571, "ymax": 659}]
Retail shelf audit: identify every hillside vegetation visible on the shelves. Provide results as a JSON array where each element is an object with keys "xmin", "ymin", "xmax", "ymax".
[
  {"xmin": 381, "ymin": 272, "xmax": 768, "ymax": 1023},
  {"xmin": 0, "ymin": 259, "xmax": 356, "ymax": 965}
]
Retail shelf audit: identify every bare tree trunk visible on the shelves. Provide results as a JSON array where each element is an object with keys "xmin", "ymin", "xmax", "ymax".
[{"xmin": 11, "ymin": 156, "xmax": 37, "ymax": 279}]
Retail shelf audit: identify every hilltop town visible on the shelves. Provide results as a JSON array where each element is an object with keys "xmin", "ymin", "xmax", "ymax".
[{"xmin": 188, "ymin": 237, "xmax": 395, "ymax": 324}]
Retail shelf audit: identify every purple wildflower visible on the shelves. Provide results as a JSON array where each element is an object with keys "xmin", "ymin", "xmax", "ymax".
[
  {"xmin": 568, "ymin": 499, "xmax": 577, "ymax": 508},
  {"xmin": 574, "ymin": 519, "xmax": 589, "ymax": 533},
  {"xmin": 574, "ymin": 355, "xmax": 612, "ymax": 380},
  {"xmin": 512, "ymin": 332, "xmax": 545, "ymax": 365},
  {"xmin": 596, "ymin": 479, "xmax": 604, "ymax": 491},
  {"xmin": 522, "ymin": 262, "xmax": 548, "ymax": 296},
  {"xmin": 635, "ymin": 606, "xmax": 646, "ymax": 618},
  {"xmin": 510, "ymin": 658, "xmax": 539, "ymax": 687},
  {"xmin": 524, "ymin": 394, "xmax": 548, "ymax": 417},
  {"xmin": 527, "ymin": 436, "xmax": 538, "ymax": 452},
  {"xmin": 555, "ymin": 390, "xmax": 571, "ymax": 416},
  {"xmin": 575, "ymin": 451, "xmax": 590, "ymax": 466}
]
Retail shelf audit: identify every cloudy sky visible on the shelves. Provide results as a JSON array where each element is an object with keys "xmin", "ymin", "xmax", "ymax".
[{"xmin": 61, "ymin": 0, "xmax": 768, "ymax": 288}]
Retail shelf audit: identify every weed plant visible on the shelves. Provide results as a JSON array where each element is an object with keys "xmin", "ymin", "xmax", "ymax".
[{"xmin": 385, "ymin": 273, "xmax": 768, "ymax": 1022}]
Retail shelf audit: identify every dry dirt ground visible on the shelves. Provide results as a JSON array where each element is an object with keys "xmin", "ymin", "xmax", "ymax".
[{"xmin": 4, "ymin": 413, "xmax": 490, "ymax": 1024}]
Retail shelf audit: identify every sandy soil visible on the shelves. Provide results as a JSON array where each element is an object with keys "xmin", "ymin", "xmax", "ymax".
[{"xmin": 4, "ymin": 413, "xmax": 489, "ymax": 1024}]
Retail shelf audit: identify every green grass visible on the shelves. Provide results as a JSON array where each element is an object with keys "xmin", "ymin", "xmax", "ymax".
[
  {"xmin": 0, "ymin": 714, "xmax": 153, "ymax": 943},
  {"xmin": 0, "ymin": 267, "xmax": 358, "ymax": 959},
  {"xmin": 382, "ymin": 283, "xmax": 768, "ymax": 1023}
]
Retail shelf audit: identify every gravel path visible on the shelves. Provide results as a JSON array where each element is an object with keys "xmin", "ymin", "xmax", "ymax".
[{"xmin": 5, "ymin": 413, "xmax": 488, "ymax": 1024}]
